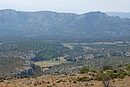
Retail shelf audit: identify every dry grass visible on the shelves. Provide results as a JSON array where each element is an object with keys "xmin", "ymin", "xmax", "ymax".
[{"xmin": 0, "ymin": 74, "xmax": 130, "ymax": 87}]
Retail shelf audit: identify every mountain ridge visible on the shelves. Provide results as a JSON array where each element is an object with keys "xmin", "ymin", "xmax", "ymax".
[
  {"xmin": 106, "ymin": 12, "xmax": 130, "ymax": 18},
  {"xmin": 0, "ymin": 9, "xmax": 130, "ymax": 42}
]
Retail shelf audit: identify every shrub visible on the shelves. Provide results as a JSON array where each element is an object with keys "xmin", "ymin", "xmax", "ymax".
[
  {"xmin": 89, "ymin": 68, "xmax": 96, "ymax": 73},
  {"xmin": 116, "ymin": 71, "xmax": 127, "ymax": 79},
  {"xmin": 77, "ymin": 76, "xmax": 91, "ymax": 82},
  {"xmin": 46, "ymin": 86, "xmax": 52, "ymax": 87},
  {"xmin": 126, "ymin": 64, "xmax": 130, "ymax": 71},
  {"xmin": 105, "ymin": 70, "xmax": 113, "ymax": 73},
  {"xmin": 78, "ymin": 67, "xmax": 89, "ymax": 74},
  {"xmin": 94, "ymin": 72, "xmax": 106, "ymax": 81},
  {"xmin": 103, "ymin": 65, "xmax": 113, "ymax": 71},
  {"xmin": 105, "ymin": 70, "xmax": 117, "ymax": 79},
  {"xmin": 117, "ymin": 64, "xmax": 122, "ymax": 68}
]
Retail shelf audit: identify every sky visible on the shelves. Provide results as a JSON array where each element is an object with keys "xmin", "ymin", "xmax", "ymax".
[{"xmin": 0, "ymin": 0, "xmax": 130, "ymax": 14}]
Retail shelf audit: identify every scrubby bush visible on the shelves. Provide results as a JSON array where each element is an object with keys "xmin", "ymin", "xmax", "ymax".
[
  {"xmin": 94, "ymin": 72, "xmax": 106, "ymax": 81},
  {"xmin": 79, "ymin": 67, "xmax": 96, "ymax": 74},
  {"xmin": 126, "ymin": 64, "xmax": 130, "ymax": 71},
  {"xmin": 89, "ymin": 68, "xmax": 96, "ymax": 73},
  {"xmin": 105, "ymin": 70, "xmax": 117, "ymax": 79},
  {"xmin": 77, "ymin": 76, "xmax": 91, "ymax": 82},
  {"xmin": 116, "ymin": 71, "xmax": 127, "ymax": 79},
  {"xmin": 103, "ymin": 65, "xmax": 113, "ymax": 71},
  {"xmin": 78, "ymin": 67, "xmax": 89, "ymax": 74},
  {"xmin": 117, "ymin": 64, "xmax": 122, "ymax": 68}
]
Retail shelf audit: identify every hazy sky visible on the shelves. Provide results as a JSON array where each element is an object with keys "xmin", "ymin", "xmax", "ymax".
[{"xmin": 0, "ymin": 0, "xmax": 130, "ymax": 13}]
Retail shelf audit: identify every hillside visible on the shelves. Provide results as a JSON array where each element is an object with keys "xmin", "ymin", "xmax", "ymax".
[
  {"xmin": 0, "ymin": 9, "xmax": 130, "ymax": 42},
  {"xmin": 0, "ymin": 65, "xmax": 130, "ymax": 87}
]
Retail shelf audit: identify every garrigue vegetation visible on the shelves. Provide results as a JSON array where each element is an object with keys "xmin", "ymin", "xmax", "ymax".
[
  {"xmin": 0, "ymin": 40, "xmax": 70, "ymax": 76},
  {"xmin": 77, "ymin": 64, "xmax": 130, "ymax": 87},
  {"xmin": 0, "ymin": 40, "xmax": 130, "ymax": 77},
  {"xmin": 0, "ymin": 57, "xmax": 25, "ymax": 77}
]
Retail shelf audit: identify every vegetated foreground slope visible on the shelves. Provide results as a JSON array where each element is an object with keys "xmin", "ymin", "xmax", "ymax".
[
  {"xmin": 0, "ymin": 64, "xmax": 130, "ymax": 87},
  {"xmin": 0, "ymin": 9, "xmax": 130, "ymax": 42}
]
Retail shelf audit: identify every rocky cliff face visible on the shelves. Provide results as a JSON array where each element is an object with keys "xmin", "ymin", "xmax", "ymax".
[{"xmin": 10, "ymin": 61, "xmax": 35, "ymax": 76}]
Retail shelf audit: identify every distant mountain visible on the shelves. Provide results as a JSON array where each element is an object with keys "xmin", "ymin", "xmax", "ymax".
[
  {"xmin": 0, "ymin": 9, "xmax": 130, "ymax": 42},
  {"xmin": 106, "ymin": 12, "xmax": 130, "ymax": 18}
]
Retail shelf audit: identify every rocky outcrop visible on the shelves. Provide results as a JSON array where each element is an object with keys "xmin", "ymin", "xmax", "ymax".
[{"xmin": 11, "ymin": 64, "xmax": 34, "ymax": 77}]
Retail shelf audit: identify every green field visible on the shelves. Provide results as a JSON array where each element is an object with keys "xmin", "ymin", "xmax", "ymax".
[{"xmin": 34, "ymin": 59, "xmax": 67, "ymax": 68}]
